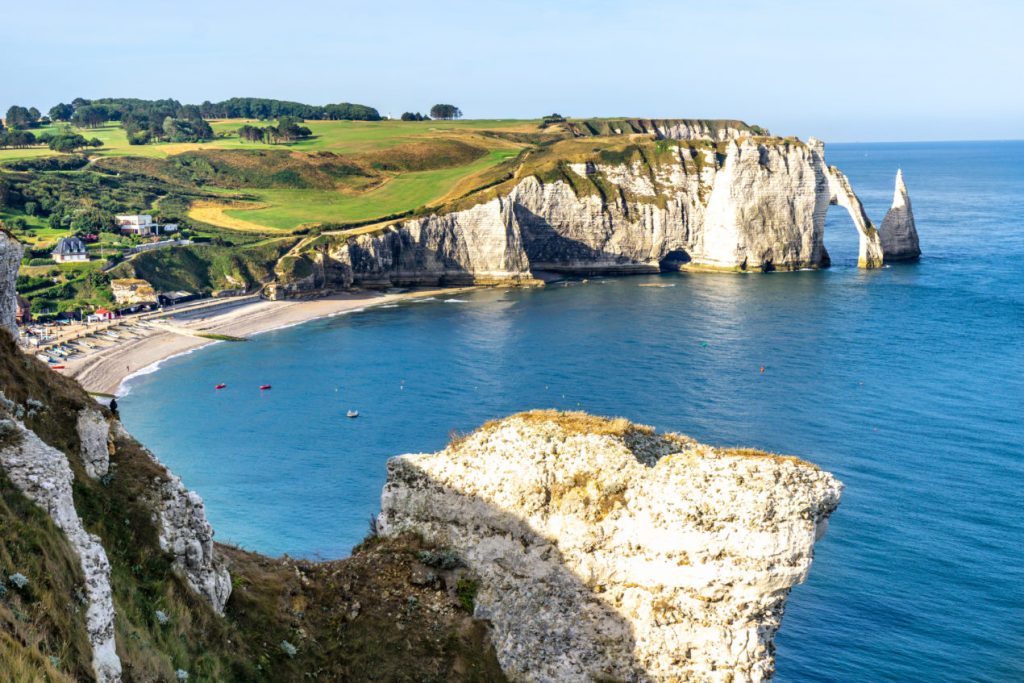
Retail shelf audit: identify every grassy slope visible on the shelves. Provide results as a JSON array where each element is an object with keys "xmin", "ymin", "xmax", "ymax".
[
  {"xmin": 0, "ymin": 119, "xmax": 537, "ymax": 232},
  {"xmin": 223, "ymin": 149, "xmax": 519, "ymax": 229}
]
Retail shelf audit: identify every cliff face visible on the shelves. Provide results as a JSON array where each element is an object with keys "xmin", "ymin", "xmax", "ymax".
[
  {"xmin": 276, "ymin": 134, "xmax": 910, "ymax": 294},
  {"xmin": 380, "ymin": 411, "xmax": 843, "ymax": 683},
  {"xmin": 879, "ymin": 169, "xmax": 921, "ymax": 261},
  {"xmin": 0, "ymin": 230, "xmax": 23, "ymax": 337}
]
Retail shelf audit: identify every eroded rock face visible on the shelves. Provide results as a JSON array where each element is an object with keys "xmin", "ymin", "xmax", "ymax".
[
  {"xmin": 77, "ymin": 408, "xmax": 111, "ymax": 479},
  {"xmin": 379, "ymin": 411, "xmax": 843, "ymax": 682},
  {"xmin": 278, "ymin": 136, "xmax": 905, "ymax": 295},
  {"xmin": 879, "ymin": 169, "xmax": 921, "ymax": 261},
  {"xmin": 0, "ymin": 418, "xmax": 122, "ymax": 682},
  {"xmin": 0, "ymin": 230, "xmax": 23, "ymax": 337},
  {"xmin": 112, "ymin": 423, "xmax": 232, "ymax": 614}
]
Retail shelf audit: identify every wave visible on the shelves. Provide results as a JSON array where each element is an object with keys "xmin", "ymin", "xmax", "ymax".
[{"xmin": 444, "ymin": 298, "xmax": 468, "ymax": 303}]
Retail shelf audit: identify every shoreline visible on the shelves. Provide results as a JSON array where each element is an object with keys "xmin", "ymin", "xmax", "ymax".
[{"xmin": 64, "ymin": 288, "xmax": 474, "ymax": 396}]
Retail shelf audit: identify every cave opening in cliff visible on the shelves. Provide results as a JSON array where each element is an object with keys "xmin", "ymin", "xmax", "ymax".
[
  {"xmin": 659, "ymin": 250, "xmax": 691, "ymax": 271},
  {"xmin": 823, "ymin": 204, "xmax": 861, "ymax": 268}
]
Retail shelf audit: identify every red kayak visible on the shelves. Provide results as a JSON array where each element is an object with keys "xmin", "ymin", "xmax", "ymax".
[
  {"xmin": 215, "ymin": 383, "xmax": 227, "ymax": 390},
  {"xmin": 259, "ymin": 384, "xmax": 272, "ymax": 390},
  {"xmin": 52, "ymin": 365, "xmax": 65, "ymax": 370}
]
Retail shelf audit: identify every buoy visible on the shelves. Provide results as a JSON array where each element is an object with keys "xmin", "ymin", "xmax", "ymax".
[
  {"xmin": 260, "ymin": 384, "xmax": 272, "ymax": 390},
  {"xmin": 215, "ymin": 383, "xmax": 227, "ymax": 390}
]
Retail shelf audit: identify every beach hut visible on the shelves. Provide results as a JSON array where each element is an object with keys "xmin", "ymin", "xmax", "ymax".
[{"xmin": 87, "ymin": 308, "xmax": 115, "ymax": 323}]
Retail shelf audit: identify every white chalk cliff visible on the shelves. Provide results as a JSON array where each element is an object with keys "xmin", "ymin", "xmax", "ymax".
[
  {"xmin": 0, "ymin": 417, "xmax": 123, "ymax": 682},
  {"xmin": 0, "ymin": 229, "xmax": 23, "ymax": 337},
  {"xmin": 275, "ymin": 132, "xmax": 914, "ymax": 294},
  {"xmin": 380, "ymin": 411, "xmax": 843, "ymax": 682},
  {"xmin": 879, "ymin": 169, "xmax": 921, "ymax": 261}
]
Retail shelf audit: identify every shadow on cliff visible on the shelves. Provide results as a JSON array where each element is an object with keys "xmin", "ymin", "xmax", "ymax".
[
  {"xmin": 383, "ymin": 457, "xmax": 652, "ymax": 682},
  {"xmin": 515, "ymin": 205, "xmax": 678, "ymax": 275}
]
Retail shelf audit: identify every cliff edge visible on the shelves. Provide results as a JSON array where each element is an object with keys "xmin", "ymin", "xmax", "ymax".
[{"xmin": 380, "ymin": 411, "xmax": 843, "ymax": 682}]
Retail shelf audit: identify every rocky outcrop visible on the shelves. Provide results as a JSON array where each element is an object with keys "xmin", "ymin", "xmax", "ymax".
[
  {"xmin": 77, "ymin": 408, "xmax": 111, "ymax": 479},
  {"xmin": 380, "ymin": 411, "xmax": 843, "ymax": 682},
  {"xmin": 111, "ymin": 422, "xmax": 232, "ymax": 614},
  {"xmin": 276, "ymin": 135, "xmax": 912, "ymax": 295},
  {"xmin": 879, "ymin": 169, "xmax": 921, "ymax": 261},
  {"xmin": 0, "ymin": 417, "xmax": 122, "ymax": 682},
  {"xmin": 567, "ymin": 118, "xmax": 765, "ymax": 142},
  {"xmin": 0, "ymin": 229, "xmax": 23, "ymax": 337}
]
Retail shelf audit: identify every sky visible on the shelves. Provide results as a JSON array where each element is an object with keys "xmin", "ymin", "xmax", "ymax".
[{"xmin": 4, "ymin": 0, "xmax": 1022, "ymax": 142}]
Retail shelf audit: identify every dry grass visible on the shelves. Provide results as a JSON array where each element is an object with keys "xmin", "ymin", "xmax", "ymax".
[{"xmin": 188, "ymin": 200, "xmax": 281, "ymax": 232}]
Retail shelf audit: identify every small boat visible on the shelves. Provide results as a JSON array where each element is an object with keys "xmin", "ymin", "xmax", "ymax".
[
  {"xmin": 346, "ymin": 410, "xmax": 359, "ymax": 418},
  {"xmin": 215, "ymin": 383, "xmax": 227, "ymax": 390},
  {"xmin": 51, "ymin": 365, "xmax": 65, "ymax": 370},
  {"xmin": 259, "ymin": 384, "xmax": 272, "ymax": 390}
]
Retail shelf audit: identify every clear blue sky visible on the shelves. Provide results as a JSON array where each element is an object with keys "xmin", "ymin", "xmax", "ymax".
[{"xmin": 5, "ymin": 0, "xmax": 1022, "ymax": 141}]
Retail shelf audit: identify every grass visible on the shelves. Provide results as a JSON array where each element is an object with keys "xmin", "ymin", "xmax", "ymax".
[
  {"xmin": 0, "ymin": 119, "xmax": 540, "ymax": 163},
  {"xmin": 217, "ymin": 149, "xmax": 517, "ymax": 230}
]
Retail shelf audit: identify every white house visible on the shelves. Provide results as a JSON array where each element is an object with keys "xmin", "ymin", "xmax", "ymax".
[
  {"xmin": 52, "ymin": 236, "xmax": 90, "ymax": 263},
  {"xmin": 115, "ymin": 215, "xmax": 178, "ymax": 237}
]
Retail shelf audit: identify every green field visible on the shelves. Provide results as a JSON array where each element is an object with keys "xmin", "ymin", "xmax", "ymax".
[
  {"xmin": 0, "ymin": 119, "xmax": 541, "ymax": 161},
  {"xmin": 221, "ymin": 148, "xmax": 519, "ymax": 229},
  {"xmin": 1, "ymin": 118, "xmax": 542, "ymax": 232}
]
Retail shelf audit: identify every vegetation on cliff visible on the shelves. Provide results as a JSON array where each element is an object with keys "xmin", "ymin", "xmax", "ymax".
[{"xmin": 0, "ymin": 330, "xmax": 505, "ymax": 681}]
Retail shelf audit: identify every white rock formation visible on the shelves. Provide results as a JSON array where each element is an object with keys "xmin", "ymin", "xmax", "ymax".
[
  {"xmin": 879, "ymin": 169, "xmax": 921, "ymax": 261},
  {"xmin": 0, "ymin": 229, "xmax": 23, "ymax": 337},
  {"xmin": 77, "ymin": 408, "xmax": 111, "ymax": 479},
  {"xmin": 280, "ymin": 135, "xmax": 905, "ymax": 294},
  {"xmin": 380, "ymin": 411, "xmax": 843, "ymax": 683},
  {"xmin": 0, "ymin": 418, "xmax": 122, "ymax": 682},
  {"xmin": 111, "ymin": 423, "xmax": 232, "ymax": 613}
]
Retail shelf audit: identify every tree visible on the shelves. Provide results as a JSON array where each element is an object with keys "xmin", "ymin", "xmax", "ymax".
[
  {"xmin": 49, "ymin": 103, "xmax": 74, "ymax": 122},
  {"xmin": 5, "ymin": 106, "xmax": 34, "ymax": 129},
  {"xmin": 27, "ymin": 107, "xmax": 41, "ymax": 123},
  {"xmin": 429, "ymin": 104, "xmax": 462, "ymax": 120},
  {"xmin": 401, "ymin": 112, "xmax": 429, "ymax": 121},
  {"xmin": 72, "ymin": 105, "xmax": 108, "ymax": 128}
]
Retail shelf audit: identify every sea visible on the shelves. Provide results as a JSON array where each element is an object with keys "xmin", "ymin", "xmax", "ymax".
[{"xmin": 120, "ymin": 141, "xmax": 1024, "ymax": 681}]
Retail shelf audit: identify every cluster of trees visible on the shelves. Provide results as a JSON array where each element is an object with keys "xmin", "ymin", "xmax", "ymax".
[
  {"xmin": 4, "ymin": 106, "xmax": 46, "ymax": 129},
  {"xmin": 201, "ymin": 98, "xmax": 380, "ymax": 121},
  {"xmin": 0, "ymin": 127, "xmax": 101, "ymax": 152},
  {"xmin": 237, "ymin": 116, "xmax": 313, "ymax": 144},
  {"xmin": 401, "ymin": 112, "xmax": 430, "ymax": 121},
  {"xmin": 429, "ymin": 104, "xmax": 462, "ymax": 120}
]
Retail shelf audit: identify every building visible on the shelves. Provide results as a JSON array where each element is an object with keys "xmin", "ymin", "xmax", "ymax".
[
  {"xmin": 16, "ymin": 296, "xmax": 31, "ymax": 326},
  {"xmin": 86, "ymin": 308, "xmax": 115, "ymax": 323},
  {"xmin": 51, "ymin": 236, "xmax": 89, "ymax": 263},
  {"xmin": 115, "ymin": 215, "xmax": 179, "ymax": 237},
  {"xmin": 110, "ymin": 278, "xmax": 157, "ymax": 306},
  {"xmin": 158, "ymin": 291, "xmax": 198, "ymax": 307}
]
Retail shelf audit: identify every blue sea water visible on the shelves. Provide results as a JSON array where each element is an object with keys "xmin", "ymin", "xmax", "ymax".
[{"xmin": 120, "ymin": 141, "xmax": 1024, "ymax": 681}]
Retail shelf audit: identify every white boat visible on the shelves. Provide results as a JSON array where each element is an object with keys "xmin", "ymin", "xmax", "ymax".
[{"xmin": 346, "ymin": 410, "xmax": 359, "ymax": 418}]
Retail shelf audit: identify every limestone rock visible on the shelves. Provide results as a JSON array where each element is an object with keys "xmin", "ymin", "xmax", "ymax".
[
  {"xmin": 0, "ymin": 418, "xmax": 122, "ymax": 682},
  {"xmin": 879, "ymin": 169, "xmax": 921, "ymax": 261},
  {"xmin": 276, "ymin": 136, "xmax": 903, "ymax": 296},
  {"xmin": 77, "ymin": 409, "xmax": 111, "ymax": 479},
  {"xmin": 112, "ymin": 423, "xmax": 232, "ymax": 613},
  {"xmin": 380, "ymin": 411, "xmax": 842, "ymax": 682},
  {"xmin": 0, "ymin": 230, "xmax": 23, "ymax": 338}
]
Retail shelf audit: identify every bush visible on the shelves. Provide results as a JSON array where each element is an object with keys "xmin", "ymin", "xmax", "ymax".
[{"xmin": 28, "ymin": 258, "xmax": 55, "ymax": 266}]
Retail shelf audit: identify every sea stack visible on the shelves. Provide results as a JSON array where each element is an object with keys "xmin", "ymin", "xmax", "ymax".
[
  {"xmin": 879, "ymin": 169, "xmax": 921, "ymax": 261},
  {"xmin": 379, "ymin": 411, "xmax": 843, "ymax": 682}
]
